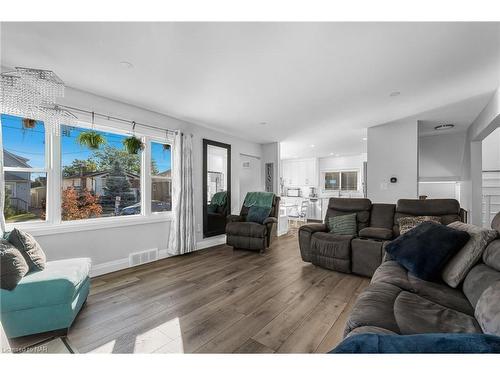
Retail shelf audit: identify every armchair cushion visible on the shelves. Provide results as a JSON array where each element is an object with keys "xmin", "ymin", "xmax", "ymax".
[
  {"xmin": 226, "ymin": 222, "xmax": 267, "ymax": 238},
  {"xmin": 263, "ymin": 217, "xmax": 277, "ymax": 225},
  {"xmin": 359, "ymin": 227, "xmax": 393, "ymax": 240},
  {"xmin": 227, "ymin": 214, "xmax": 243, "ymax": 223}
]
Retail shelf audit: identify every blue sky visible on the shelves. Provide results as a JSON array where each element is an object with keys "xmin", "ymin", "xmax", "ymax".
[{"xmin": 2, "ymin": 114, "xmax": 171, "ymax": 173}]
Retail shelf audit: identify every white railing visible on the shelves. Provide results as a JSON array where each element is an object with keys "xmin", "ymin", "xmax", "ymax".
[{"xmin": 482, "ymin": 170, "xmax": 500, "ymax": 227}]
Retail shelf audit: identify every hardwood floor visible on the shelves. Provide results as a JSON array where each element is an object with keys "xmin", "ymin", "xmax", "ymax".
[{"xmin": 10, "ymin": 232, "xmax": 369, "ymax": 353}]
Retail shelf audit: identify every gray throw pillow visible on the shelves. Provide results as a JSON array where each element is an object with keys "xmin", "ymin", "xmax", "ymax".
[
  {"xmin": 7, "ymin": 228, "xmax": 46, "ymax": 272},
  {"xmin": 0, "ymin": 239, "xmax": 29, "ymax": 290},
  {"xmin": 328, "ymin": 213, "xmax": 357, "ymax": 235},
  {"xmin": 398, "ymin": 216, "xmax": 441, "ymax": 235},
  {"xmin": 475, "ymin": 281, "xmax": 500, "ymax": 336},
  {"xmin": 442, "ymin": 222, "xmax": 498, "ymax": 288}
]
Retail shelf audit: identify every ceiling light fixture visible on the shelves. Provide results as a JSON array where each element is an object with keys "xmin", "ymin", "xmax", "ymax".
[
  {"xmin": 119, "ymin": 61, "xmax": 134, "ymax": 69},
  {"xmin": 389, "ymin": 91, "xmax": 401, "ymax": 97},
  {"xmin": 434, "ymin": 124, "xmax": 455, "ymax": 131},
  {"xmin": 259, "ymin": 122, "xmax": 267, "ymax": 125},
  {"xmin": 362, "ymin": 137, "xmax": 367, "ymax": 141},
  {"xmin": 310, "ymin": 144, "xmax": 315, "ymax": 148}
]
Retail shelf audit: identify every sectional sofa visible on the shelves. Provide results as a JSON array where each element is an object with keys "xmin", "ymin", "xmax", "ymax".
[
  {"xmin": 298, "ymin": 198, "xmax": 466, "ymax": 277},
  {"xmin": 343, "ymin": 212, "xmax": 500, "ymax": 342}
]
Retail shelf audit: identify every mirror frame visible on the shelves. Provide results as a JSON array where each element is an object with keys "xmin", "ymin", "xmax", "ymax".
[{"xmin": 202, "ymin": 139, "xmax": 231, "ymax": 238}]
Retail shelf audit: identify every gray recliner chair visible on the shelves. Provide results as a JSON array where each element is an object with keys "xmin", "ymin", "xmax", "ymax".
[
  {"xmin": 225, "ymin": 194, "xmax": 280, "ymax": 253},
  {"xmin": 299, "ymin": 198, "xmax": 372, "ymax": 273}
]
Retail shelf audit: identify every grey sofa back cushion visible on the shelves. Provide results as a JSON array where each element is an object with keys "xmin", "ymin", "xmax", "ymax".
[
  {"xmin": 442, "ymin": 222, "xmax": 498, "ymax": 288},
  {"xmin": 393, "ymin": 199, "xmax": 462, "ymax": 236},
  {"xmin": 475, "ymin": 281, "xmax": 500, "ymax": 335},
  {"xmin": 463, "ymin": 263, "xmax": 500, "ymax": 308},
  {"xmin": 369, "ymin": 203, "xmax": 396, "ymax": 230},
  {"xmin": 326, "ymin": 198, "xmax": 372, "ymax": 233},
  {"xmin": 483, "ymin": 239, "xmax": 500, "ymax": 271}
]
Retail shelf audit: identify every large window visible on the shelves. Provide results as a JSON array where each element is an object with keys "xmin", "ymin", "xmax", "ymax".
[
  {"xmin": 151, "ymin": 141, "xmax": 172, "ymax": 213},
  {"xmin": 61, "ymin": 125, "xmax": 142, "ymax": 220},
  {"xmin": 2, "ymin": 113, "xmax": 173, "ymax": 229},
  {"xmin": 323, "ymin": 170, "xmax": 358, "ymax": 191},
  {"xmin": 2, "ymin": 114, "xmax": 47, "ymax": 223}
]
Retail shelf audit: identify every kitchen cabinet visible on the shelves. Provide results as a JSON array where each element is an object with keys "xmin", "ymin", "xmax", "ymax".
[{"xmin": 282, "ymin": 158, "xmax": 318, "ymax": 187}]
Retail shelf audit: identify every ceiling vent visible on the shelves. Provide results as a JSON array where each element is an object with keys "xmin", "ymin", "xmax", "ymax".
[{"xmin": 434, "ymin": 124, "xmax": 455, "ymax": 131}]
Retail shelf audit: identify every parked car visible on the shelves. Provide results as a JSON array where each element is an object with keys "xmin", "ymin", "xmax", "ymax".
[{"xmin": 120, "ymin": 200, "xmax": 171, "ymax": 215}]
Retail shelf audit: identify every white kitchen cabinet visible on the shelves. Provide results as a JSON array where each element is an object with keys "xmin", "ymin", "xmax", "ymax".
[{"xmin": 282, "ymin": 158, "xmax": 317, "ymax": 187}]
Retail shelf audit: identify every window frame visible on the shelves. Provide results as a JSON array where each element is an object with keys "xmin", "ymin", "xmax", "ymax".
[
  {"xmin": 149, "ymin": 138, "xmax": 174, "ymax": 216},
  {"xmin": 3, "ymin": 118, "xmax": 174, "ymax": 236},
  {"xmin": 321, "ymin": 169, "xmax": 360, "ymax": 192}
]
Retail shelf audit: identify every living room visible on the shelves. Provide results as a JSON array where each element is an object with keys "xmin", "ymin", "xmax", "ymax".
[{"xmin": 1, "ymin": 1, "xmax": 500, "ymax": 373}]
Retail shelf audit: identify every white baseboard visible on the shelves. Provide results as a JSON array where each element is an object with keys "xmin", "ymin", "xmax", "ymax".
[{"xmin": 90, "ymin": 236, "xmax": 226, "ymax": 277}]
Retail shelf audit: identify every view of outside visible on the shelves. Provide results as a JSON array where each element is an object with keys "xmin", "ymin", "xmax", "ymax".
[
  {"xmin": 150, "ymin": 141, "xmax": 172, "ymax": 213},
  {"xmin": 61, "ymin": 125, "xmax": 172, "ymax": 221},
  {"xmin": 324, "ymin": 171, "xmax": 340, "ymax": 190},
  {"xmin": 324, "ymin": 171, "xmax": 358, "ymax": 191},
  {"xmin": 2, "ymin": 114, "xmax": 47, "ymax": 223}
]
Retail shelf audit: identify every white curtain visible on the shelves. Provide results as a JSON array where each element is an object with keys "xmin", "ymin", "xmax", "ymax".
[
  {"xmin": 168, "ymin": 131, "xmax": 195, "ymax": 255},
  {"xmin": 0, "ymin": 116, "xmax": 5, "ymax": 235}
]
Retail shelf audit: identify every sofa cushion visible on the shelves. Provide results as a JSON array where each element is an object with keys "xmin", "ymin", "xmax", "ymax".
[
  {"xmin": 369, "ymin": 203, "xmax": 396, "ymax": 230},
  {"xmin": 359, "ymin": 227, "xmax": 393, "ymax": 240},
  {"xmin": 226, "ymin": 222, "xmax": 267, "ymax": 238},
  {"xmin": 345, "ymin": 326, "xmax": 398, "ymax": 338},
  {"xmin": 475, "ymin": 281, "xmax": 500, "ymax": 336},
  {"xmin": 326, "ymin": 198, "xmax": 371, "ymax": 232},
  {"xmin": 386, "ymin": 222, "xmax": 469, "ymax": 281},
  {"xmin": 7, "ymin": 228, "xmax": 46, "ymax": 272},
  {"xmin": 483, "ymin": 239, "xmax": 500, "ymax": 271},
  {"xmin": 328, "ymin": 213, "xmax": 357, "ymax": 235},
  {"xmin": 310, "ymin": 232, "xmax": 353, "ymax": 259},
  {"xmin": 394, "ymin": 292, "xmax": 481, "ymax": 334},
  {"xmin": 331, "ymin": 333, "xmax": 500, "ymax": 354},
  {"xmin": 345, "ymin": 282, "xmax": 402, "ymax": 335},
  {"xmin": 0, "ymin": 239, "xmax": 29, "ymax": 291},
  {"xmin": 442, "ymin": 222, "xmax": 498, "ymax": 288},
  {"xmin": 462, "ymin": 263, "xmax": 500, "ymax": 308},
  {"xmin": 0, "ymin": 258, "xmax": 91, "ymax": 313},
  {"xmin": 397, "ymin": 216, "xmax": 441, "ymax": 235},
  {"xmin": 372, "ymin": 261, "xmax": 474, "ymax": 316}
]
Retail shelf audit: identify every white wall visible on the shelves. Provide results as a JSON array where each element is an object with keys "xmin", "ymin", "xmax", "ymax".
[
  {"xmin": 261, "ymin": 142, "xmax": 280, "ymax": 194},
  {"xmin": 32, "ymin": 86, "xmax": 262, "ymax": 274},
  {"xmin": 239, "ymin": 154, "xmax": 262, "ymax": 205},
  {"xmin": 419, "ymin": 132, "xmax": 467, "ymax": 181},
  {"xmin": 482, "ymin": 127, "xmax": 500, "ymax": 171},
  {"xmin": 367, "ymin": 120, "xmax": 418, "ymax": 203}
]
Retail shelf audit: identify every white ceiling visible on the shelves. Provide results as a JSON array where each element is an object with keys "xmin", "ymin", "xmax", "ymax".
[{"xmin": 1, "ymin": 22, "xmax": 500, "ymax": 158}]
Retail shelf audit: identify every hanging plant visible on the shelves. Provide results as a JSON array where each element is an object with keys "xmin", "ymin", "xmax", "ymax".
[
  {"xmin": 77, "ymin": 131, "xmax": 106, "ymax": 150},
  {"xmin": 123, "ymin": 136, "xmax": 144, "ymax": 155},
  {"xmin": 22, "ymin": 118, "xmax": 37, "ymax": 129}
]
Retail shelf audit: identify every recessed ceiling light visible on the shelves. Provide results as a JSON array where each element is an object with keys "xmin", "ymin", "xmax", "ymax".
[
  {"xmin": 362, "ymin": 137, "xmax": 367, "ymax": 141},
  {"xmin": 434, "ymin": 124, "xmax": 455, "ymax": 131},
  {"xmin": 119, "ymin": 61, "xmax": 134, "ymax": 69},
  {"xmin": 389, "ymin": 91, "xmax": 401, "ymax": 97},
  {"xmin": 259, "ymin": 122, "xmax": 268, "ymax": 125},
  {"xmin": 330, "ymin": 152, "xmax": 334, "ymax": 156},
  {"xmin": 310, "ymin": 144, "xmax": 315, "ymax": 148}
]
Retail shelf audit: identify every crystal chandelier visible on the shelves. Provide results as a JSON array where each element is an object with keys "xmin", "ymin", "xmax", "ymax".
[{"xmin": 0, "ymin": 67, "xmax": 76, "ymax": 130}]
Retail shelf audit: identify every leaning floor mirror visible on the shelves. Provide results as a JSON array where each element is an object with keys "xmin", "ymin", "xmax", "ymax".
[{"xmin": 203, "ymin": 139, "xmax": 231, "ymax": 238}]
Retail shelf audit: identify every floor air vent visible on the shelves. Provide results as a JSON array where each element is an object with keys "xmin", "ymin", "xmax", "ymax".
[{"xmin": 129, "ymin": 248, "xmax": 159, "ymax": 267}]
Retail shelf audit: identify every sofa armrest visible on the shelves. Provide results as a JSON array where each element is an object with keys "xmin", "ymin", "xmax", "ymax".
[
  {"xmin": 299, "ymin": 223, "xmax": 328, "ymax": 234},
  {"xmin": 263, "ymin": 217, "xmax": 277, "ymax": 225},
  {"xmin": 227, "ymin": 215, "xmax": 243, "ymax": 223},
  {"xmin": 359, "ymin": 227, "xmax": 393, "ymax": 241}
]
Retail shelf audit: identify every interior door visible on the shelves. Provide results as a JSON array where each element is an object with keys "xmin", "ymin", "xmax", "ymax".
[{"xmin": 239, "ymin": 154, "xmax": 262, "ymax": 208}]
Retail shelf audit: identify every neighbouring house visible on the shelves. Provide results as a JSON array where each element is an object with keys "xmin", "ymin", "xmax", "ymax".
[
  {"xmin": 3, "ymin": 150, "xmax": 31, "ymax": 213},
  {"xmin": 152, "ymin": 169, "xmax": 172, "ymax": 203},
  {"xmin": 62, "ymin": 170, "xmax": 141, "ymax": 201}
]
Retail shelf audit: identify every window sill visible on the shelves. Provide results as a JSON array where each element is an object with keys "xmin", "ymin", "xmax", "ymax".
[{"xmin": 5, "ymin": 213, "xmax": 173, "ymax": 237}]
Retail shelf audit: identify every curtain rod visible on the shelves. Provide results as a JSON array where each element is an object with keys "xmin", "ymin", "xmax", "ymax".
[{"xmin": 58, "ymin": 104, "xmax": 177, "ymax": 135}]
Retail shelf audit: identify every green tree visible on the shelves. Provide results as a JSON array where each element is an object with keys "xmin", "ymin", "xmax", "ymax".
[
  {"xmin": 62, "ymin": 159, "xmax": 98, "ymax": 177},
  {"xmin": 93, "ymin": 145, "xmax": 140, "ymax": 175},
  {"xmin": 103, "ymin": 160, "xmax": 136, "ymax": 211}
]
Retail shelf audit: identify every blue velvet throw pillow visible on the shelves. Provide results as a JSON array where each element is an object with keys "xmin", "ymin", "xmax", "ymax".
[
  {"xmin": 385, "ymin": 221, "xmax": 469, "ymax": 281},
  {"xmin": 330, "ymin": 333, "xmax": 500, "ymax": 354},
  {"xmin": 246, "ymin": 205, "xmax": 271, "ymax": 224}
]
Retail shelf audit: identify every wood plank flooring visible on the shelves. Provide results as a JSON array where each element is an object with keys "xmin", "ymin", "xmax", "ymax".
[{"xmin": 9, "ymin": 231, "xmax": 368, "ymax": 353}]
